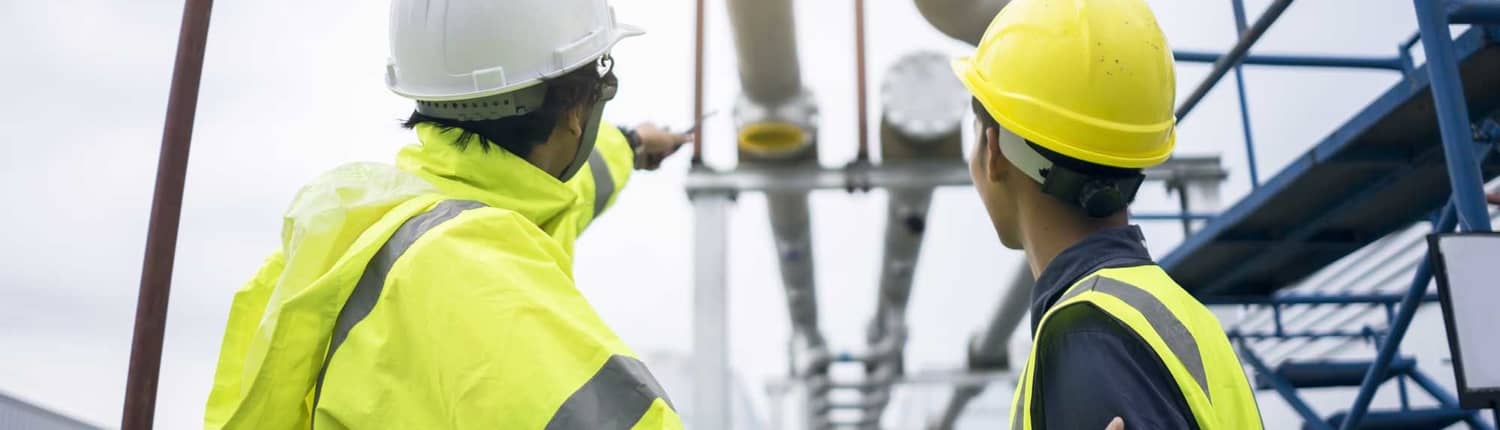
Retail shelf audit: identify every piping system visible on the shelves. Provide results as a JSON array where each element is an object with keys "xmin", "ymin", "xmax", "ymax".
[
  {"xmin": 845, "ymin": 51, "xmax": 970, "ymax": 427},
  {"xmin": 723, "ymin": 0, "xmax": 833, "ymax": 423}
]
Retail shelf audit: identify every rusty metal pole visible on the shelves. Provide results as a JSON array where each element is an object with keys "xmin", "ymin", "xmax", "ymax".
[
  {"xmin": 121, "ymin": 0, "xmax": 213, "ymax": 428},
  {"xmin": 692, "ymin": 0, "xmax": 707, "ymax": 165},
  {"xmin": 854, "ymin": 0, "xmax": 870, "ymax": 162}
]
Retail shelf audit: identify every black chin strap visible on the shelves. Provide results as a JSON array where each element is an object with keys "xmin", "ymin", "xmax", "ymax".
[
  {"xmin": 558, "ymin": 95, "xmax": 608, "ymax": 181},
  {"xmin": 556, "ymin": 56, "xmax": 618, "ymax": 182}
]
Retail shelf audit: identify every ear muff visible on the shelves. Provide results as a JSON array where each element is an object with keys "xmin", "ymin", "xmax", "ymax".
[
  {"xmin": 1078, "ymin": 179, "xmax": 1128, "ymax": 218},
  {"xmin": 1039, "ymin": 164, "xmax": 1145, "ymax": 218}
]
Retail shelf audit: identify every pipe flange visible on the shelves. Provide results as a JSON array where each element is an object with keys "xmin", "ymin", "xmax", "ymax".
[
  {"xmin": 881, "ymin": 51, "xmax": 969, "ymax": 143},
  {"xmin": 735, "ymin": 90, "xmax": 819, "ymax": 161}
]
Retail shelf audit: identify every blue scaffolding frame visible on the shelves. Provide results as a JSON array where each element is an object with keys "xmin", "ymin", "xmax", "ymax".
[{"xmin": 1162, "ymin": 0, "xmax": 1500, "ymax": 428}]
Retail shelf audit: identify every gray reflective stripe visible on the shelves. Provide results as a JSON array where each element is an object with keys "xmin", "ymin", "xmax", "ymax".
[
  {"xmin": 1071, "ymin": 276, "xmax": 1212, "ymax": 402},
  {"xmin": 544, "ymin": 355, "xmax": 675, "ymax": 430},
  {"xmin": 313, "ymin": 199, "xmax": 487, "ymax": 408},
  {"xmin": 1012, "ymin": 369, "xmax": 1027, "ymax": 430},
  {"xmin": 589, "ymin": 150, "xmax": 614, "ymax": 218}
]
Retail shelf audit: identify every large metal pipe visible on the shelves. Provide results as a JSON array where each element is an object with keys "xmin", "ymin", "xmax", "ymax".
[
  {"xmin": 912, "ymin": 0, "xmax": 1009, "ymax": 45},
  {"xmin": 122, "ymin": 0, "xmax": 213, "ymax": 428},
  {"xmin": 691, "ymin": 194, "xmax": 733, "ymax": 430},
  {"xmin": 727, "ymin": 0, "xmax": 802, "ymax": 106},
  {"xmin": 723, "ymin": 0, "xmax": 829, "ymax": 425},
  {"xmin": 767, "ymin": 191, "xmax": 830, "ymax": 369},
  {"xmin": 968, "ymin": 261, "xmax": 1033, "ymax": 369},
  {"xmin": 859, "ymin": 50, "xmax": 971, "ymax": 427},
  {"xmin": 931, "ymin": 261, "xmax": 1031, "ymax": 430},
  {"xmin": 869, "ymin": 188, "xmax": 933, "ymax": 345},
  {"xmin": 690, "ymin": 0, "xmax": 706, "ymax": 165}
]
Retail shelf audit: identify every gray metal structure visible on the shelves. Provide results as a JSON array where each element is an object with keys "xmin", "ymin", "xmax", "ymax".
[
  {"xmin": 693, "ymin": 1, "xmax": 1228, "ymax": 428},
  {"xmin": 0, "ymin": 392, "xmax": 101, "ymax": 430},
  {"xmin": 690, "ymin": 154, "xmax": 1230, "ymax": 428}
]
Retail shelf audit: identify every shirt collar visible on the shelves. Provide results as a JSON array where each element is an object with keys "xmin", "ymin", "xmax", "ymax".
[{"xmin": 1029, "ymin": 225, "xmax": 1154, "ymax": 334}]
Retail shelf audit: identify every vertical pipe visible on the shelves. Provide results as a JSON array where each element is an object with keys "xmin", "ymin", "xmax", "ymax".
[
  {"xmin": 934, "ymin": 386, "xmax": 984, "ymax": 430},
  {"xmin": 726, "ymin": 0, "xmax": 803, "ymax": 106},
  {"xmin": 1340, "ymin": 202, "xmax": 1457, "ymax": 430},
  {"xmin": 691, "ymin": 0, "xmax": 706, "ymax": 165},
  {"xmin": 767, "ymin": 192, "xmax": 828, "ymax": 359},
  {"xmin": 1229, "ymin": 0, "xmax": 1261, "ymax": 188},
  {"xmin": 1174, "ymin": 183, "xmax": 1193, "ymax": 237},
  {"xmin": 1397, "ymin": 374, "xmax": 1410, "ymax": 410},
  {"xmin": 861, "ymin": 188, "xmax": 933, "ymax": 424},
  {"xmin": 121, "ymin": 1, "xmax": 213, "ymax": 428},
  {"xmin": 1413, "ymin": 0, "xmax": 1494, "ymax": 233},
  {"xmin": 854, "ymin": 0, "xmax": 871, "ymax": 162},
  {"xmin": 692, "ymin": 195, "xmax": 733, "ymax": 430},
  {"xmin": 969, "ymin": 261, "xmax": 1034, "ymax": 368},
  {"xmin": 935, "ymin": 261, "xmax": 1032, "ymax": 428}
]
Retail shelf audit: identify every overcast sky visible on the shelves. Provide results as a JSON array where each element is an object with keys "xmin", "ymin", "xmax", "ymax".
[{"xmin": 0, "ymin": 0, "xmax": 1473, "ymax": 428}]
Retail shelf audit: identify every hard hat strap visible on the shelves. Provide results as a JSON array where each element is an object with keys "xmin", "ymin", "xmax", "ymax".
[
  {"xmin": 998, "ymin": 127, "xmax": 1144, "ymax": 217},
  {"xmin": 997, "ymin": 127, "xmax": 1053, "ymax": 185},
  {"xmin": 557, "ymin": 56, "xmax": 618, "ymax": 182}
]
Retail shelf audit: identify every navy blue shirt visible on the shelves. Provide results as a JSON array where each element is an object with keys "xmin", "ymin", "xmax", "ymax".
[{"xmin": 1027, "ymin": 225, "xmax": 1198, "ymax": 430}]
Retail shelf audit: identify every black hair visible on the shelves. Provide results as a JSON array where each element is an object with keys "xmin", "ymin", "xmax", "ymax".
[
  {"xmin": 402, "ymin": 65, "xmax": 614, "ymax": 158},
  {"xmin": 970, "ymin": 98, "xmax": 1139, "ymax": 179}
]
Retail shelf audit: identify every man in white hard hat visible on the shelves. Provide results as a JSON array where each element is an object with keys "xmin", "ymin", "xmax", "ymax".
[{"xmin": 204, "ymin": 0, "xmax": 687, "ymax": 428}]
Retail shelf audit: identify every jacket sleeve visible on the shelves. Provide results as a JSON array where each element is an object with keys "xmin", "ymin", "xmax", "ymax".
[
  {"xmin": 312, "ymin": 209, "xmax": 680, "ymax": 429},
  {"xmin": 1034, "ymin": 304, "xmax": 1199, "ymax": 430},
  {"xmin": 204, "ymin": 251, "xmax": 286, "ymax": 430},
  {"xmin": 569, "ymin": 121, "xmax": 635, "ymax": 226}
]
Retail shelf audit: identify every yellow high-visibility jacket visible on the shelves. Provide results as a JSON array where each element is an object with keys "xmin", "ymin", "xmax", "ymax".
[
  {"xmin": 1009, "ymin": 265, "xmax": 1263, "ymax": 429},
  {"xmin": 204, "ymin": 123, "xmax": 681, "ymax": 429}
]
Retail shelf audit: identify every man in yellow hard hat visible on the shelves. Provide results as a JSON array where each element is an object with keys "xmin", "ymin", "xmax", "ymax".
[
  {"xmin": 204, "ymin": 0, "xmax": 688, "ymax": 428},
  {"xmin": 952, "ymin": 0, "xmax": 1264, "ymax": 428}
]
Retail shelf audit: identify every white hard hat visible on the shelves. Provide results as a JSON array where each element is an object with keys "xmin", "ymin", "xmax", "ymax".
[{"xmin": 386, "ymin": 0, "xmax": 644, "ymax": 102}]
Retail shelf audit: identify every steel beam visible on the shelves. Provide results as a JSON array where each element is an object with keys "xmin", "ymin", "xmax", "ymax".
[
  {"xmin": 1173, "ymin": 51, "xmax": 1405, "ymax": 70},
  {"xmin": 1339, "ymin": 201, "xmax": 1457, "ymax": 430},
  {"xmin": 1241, "ymin": 345, "xmax": 1331, "ymax": 429},
  {"xmin": 1414, "ymin": 0, "xmax": 1495, "ymax": 232},
  {"xmin": 692, "ymin": 193, "xmax": 733, "ymax": 430},
  {"xmin": 1204, "ymin": 293, "xmax": 1441, "ymax": 306},
  {"xmin": 1229, "ymin": 0, "xmax": 1262, "ymax": 188},
  {"xmin": 1448, "ymin": 0, "xmax": 1500, "ymax": 24},
  {"xmin": 1177, "ymin": 0, "xmax": 1295, "ymax": 120},
  {"xmin": 685, "ymin": 156, "xmax": 1226, "ymax": 194}
]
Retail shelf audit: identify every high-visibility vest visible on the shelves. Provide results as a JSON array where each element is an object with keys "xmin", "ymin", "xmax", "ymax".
[
  {"xmin": 205, "ymin": 123, "xmax": 682, "ymax": 429},
  {"xmin": 1008, "ymin": 265, "xmax": 1263, "ymax": 429}
]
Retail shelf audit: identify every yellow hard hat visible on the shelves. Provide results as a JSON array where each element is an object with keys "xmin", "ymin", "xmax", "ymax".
[{"xmin": 952, "ymin": 0, "xmax": 1177, "ymax": 169}]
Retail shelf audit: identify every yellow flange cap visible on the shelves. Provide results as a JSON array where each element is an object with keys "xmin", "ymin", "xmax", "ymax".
[{"xmin": 738, "ymin": 122, "xmax": 809, "ymax": 156}]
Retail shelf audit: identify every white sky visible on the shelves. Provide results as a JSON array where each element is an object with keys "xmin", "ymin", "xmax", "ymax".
[{"xmin": 0, "ymin": 0, "xmax": 1471, "ymax": 428}]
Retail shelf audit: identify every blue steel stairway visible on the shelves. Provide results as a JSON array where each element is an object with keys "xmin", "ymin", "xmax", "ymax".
[
  {"xmin": 1161, "ymin": 26, "xmax": 1500, "ymax": 300},
  {"xmin": 1152, "ymin": 0, "xmax": 1500, "ymax": 428}
]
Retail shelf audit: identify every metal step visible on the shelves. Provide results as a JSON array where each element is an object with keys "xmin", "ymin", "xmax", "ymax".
[
  {"xmin": 1318, "ymin": 408, "xmax": 1471, "ymax": 430},
  {"xmin": 1256, "ymin": 357, "xmax": 1416, "ymax": 390}
]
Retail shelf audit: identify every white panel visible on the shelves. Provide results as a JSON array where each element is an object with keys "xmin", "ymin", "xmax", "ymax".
[{"xmin": 1435, "ymin": 235, "xmax": 1500, "ymax": 391}]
